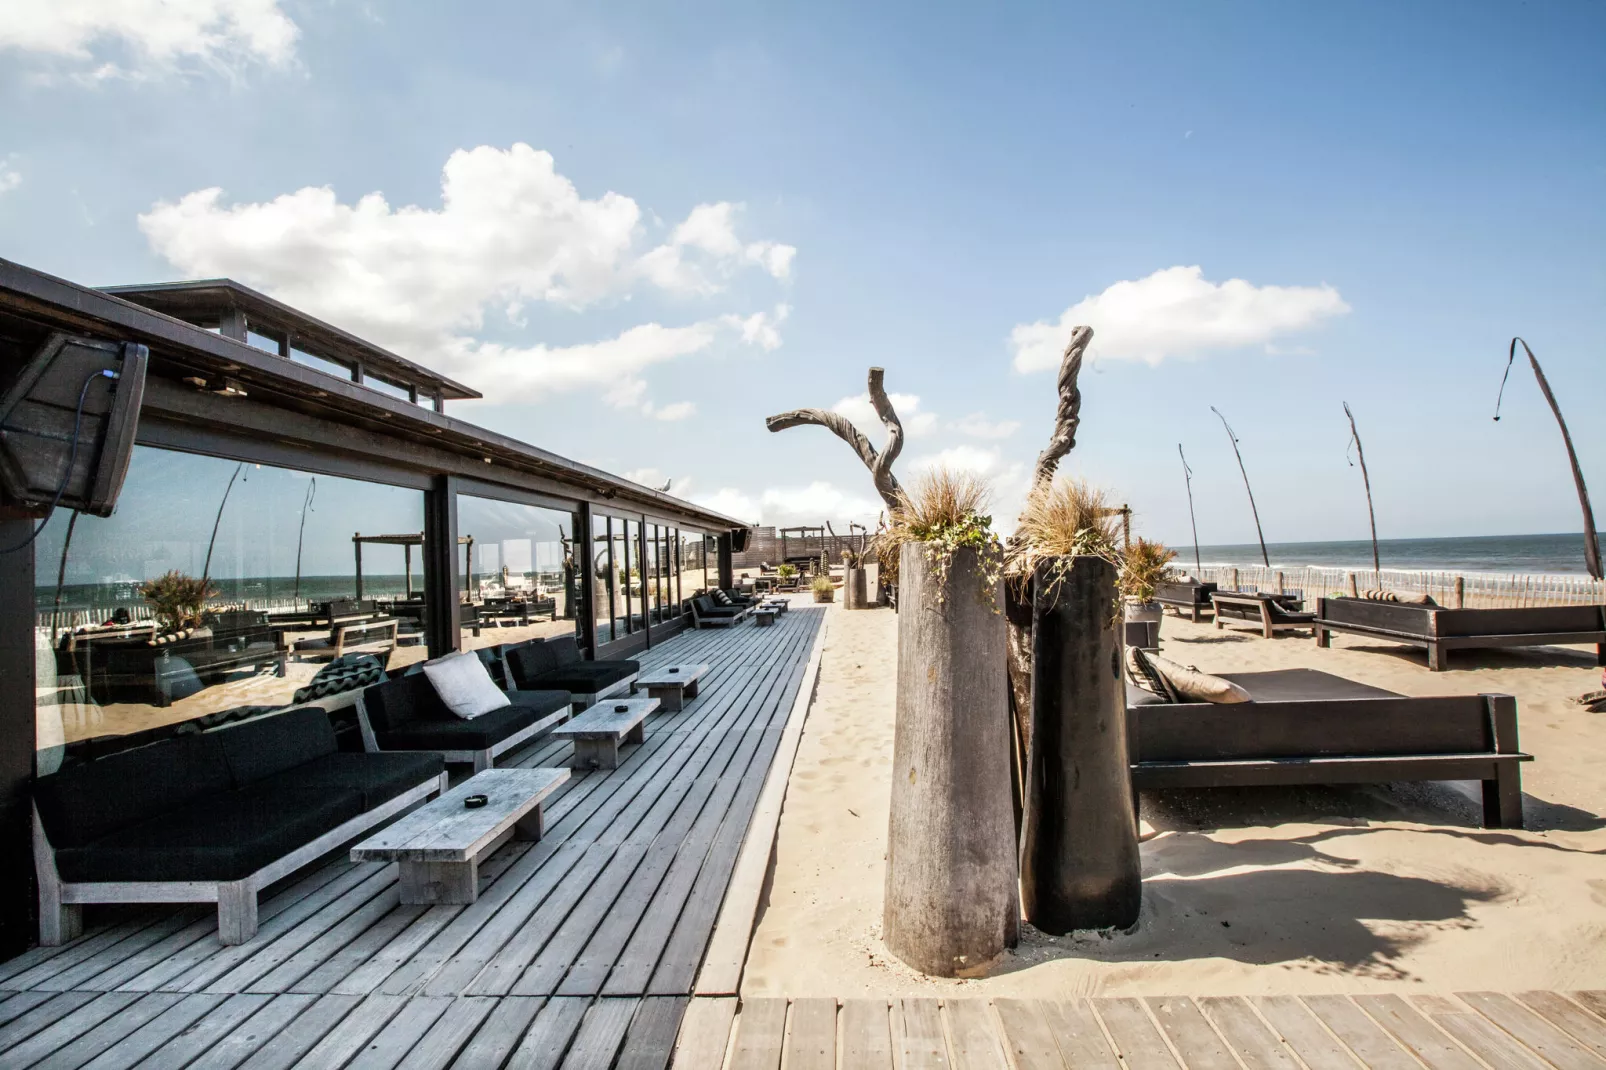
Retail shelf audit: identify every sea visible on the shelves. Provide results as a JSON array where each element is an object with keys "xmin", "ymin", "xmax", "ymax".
[{"xmin": 1185, "ymin": 532, "xmax": 1603, "ymax": 577}]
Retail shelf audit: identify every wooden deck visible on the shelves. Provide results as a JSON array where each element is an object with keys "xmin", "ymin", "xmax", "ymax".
[
  {"xmin": 0, "ymin": 603, "xmax": 827, "ymax": 1069},
  {"xmin": 679, "ymin": 993, "xmax": 1606, "ymax": 1070}
]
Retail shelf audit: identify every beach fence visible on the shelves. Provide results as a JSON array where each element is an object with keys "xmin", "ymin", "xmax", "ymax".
[
  {"xmin": 1193, "ymin": 564, "xmax": 1606, "ymax": 609},
  {"xmin": 732, "ymin": 524, "xmax": 872, "ymax": 570}
]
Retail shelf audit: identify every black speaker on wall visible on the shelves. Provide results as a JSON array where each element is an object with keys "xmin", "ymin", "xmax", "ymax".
[
  {"xmin": 729, "ymin": 528, "xmax": 750, "ymax": 553},
  {"xmin": 0, "ymin": 332, "xmax": 148, "ymax": 518}
]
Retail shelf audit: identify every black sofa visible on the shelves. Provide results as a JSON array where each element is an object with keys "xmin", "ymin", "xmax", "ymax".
[
  {"xmin": 690, "ymin": 594, "xmax": 748, "ymax": 628},
  {"xmin": 1126, "ymin": 668, "xmax": 1530, "ymax": 827},
  {"xmin": 32, "ymin": 706, "xmax": 445, "ymax": 945},
  {"xmin": 357, "ymin": 672, "xmax": 572, "ymax": 771},
  {"xmin": 503, "ymin": 636, "xmax": 639, "ymax": 709},
  {"xmin": 1315, "ymin": 597, "xmax": 1606, "ymax": 671}
]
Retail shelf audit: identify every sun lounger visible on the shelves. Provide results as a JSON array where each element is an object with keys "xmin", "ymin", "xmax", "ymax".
[
  {"xmin": 1127, "ymin": 667, "xmax": 1531, "ymax": 827},
  {"xmin": 1315, "ymin": 597, "xmax": 1606, "ymax": 671},
  {"xmin": 1212, "ymin": 591, "xmax": 1317, "ymax": 638}
]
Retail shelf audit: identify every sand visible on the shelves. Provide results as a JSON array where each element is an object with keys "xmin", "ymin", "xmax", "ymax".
[{"xmin": 743, "ymin": 601, "xmax": 1606, "ymax": 996}]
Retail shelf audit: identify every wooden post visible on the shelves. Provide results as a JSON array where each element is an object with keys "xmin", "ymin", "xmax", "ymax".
[
  {"xmin": 842, "ymin": 567, "xmax": 869, "ymax": 609},
  {"xmin": 1275, "ymin": 571, "xmax": 1285, "ymax": 595},
  {"xmin": 1020, "ymin": 557, "xmax": 1141, "ymax": 934},
  {"xmin": 1229, "ymin": 567, "xmax": 1239, "ymax": 592},
  {"xmin": 1454, "ymin": 576, "xmax": 1465, "ymax": 609},
  {"xmin": 1346, "ymin": 572, "xmax": 1359, "ymax": 598},
  {"xmin": 885, "ymin": 543, "xmax": 1016, "ymax": 976}
]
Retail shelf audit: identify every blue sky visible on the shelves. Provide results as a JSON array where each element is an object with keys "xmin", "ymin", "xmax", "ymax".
[{"xmin": 2, "ymin": 0, "xmax": 1602, "ymax": 552}]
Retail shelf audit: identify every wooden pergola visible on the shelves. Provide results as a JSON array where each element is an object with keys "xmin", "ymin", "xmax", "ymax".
[{"xmin": 352, "ymin": 531, "xmax": 475, "ymax": 600}]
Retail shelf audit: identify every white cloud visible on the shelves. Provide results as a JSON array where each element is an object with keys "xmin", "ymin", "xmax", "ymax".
[
  {"xmin": 139, "ymin": 144, "xmax": 793, "ymax": 413},
  {"xmin": 692, "ymin": 481, "xmax": 885, "ymax": 529},
  {"xmin": 952, "ymin": 412, "xmax": 1020, "ymax": 439},
  {"xmin": 1011, "ymin": 265, "xmax": 1349, "ymax": 371},
  {"xmin": 0, "ymin": 160, "xmax": 20, "ymax": 195},
  {"xmin": 831, "ymin": 391, "xmax": 937, "ymax": 439},
  {"xmin": 908, "ymin": 444, "xmax": 1006, "ymax": 477},
  {"xmin": 0, "ymin": 0, "xmax": 298, "ymax": 78}
]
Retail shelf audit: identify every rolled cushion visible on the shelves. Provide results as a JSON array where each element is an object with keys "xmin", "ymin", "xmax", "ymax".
[
  {"xmin": 712, "ymin": 589, "xmax": 732, "ymax": 606},
  {"xmin": 423, "ymin": 651, "xmax": 510, "ymax": 719},
  {"xmin": 1124, "ymin": 647, "xmax": 1175, "ymax": 701},
  {"xmin": 1148, "ymin": 654, "xmax": 1251, "ymax": 704}
]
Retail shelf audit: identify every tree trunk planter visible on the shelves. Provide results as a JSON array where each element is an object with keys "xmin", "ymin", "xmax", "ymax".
[
  {"xmin": 813, "ymin": 586, "xmax": 835, "ymax": 603},
  {"xmin": 884, "ymin": 542, "xmax": 1017, "ymax": 975},
  {"xmin": 842, "ymin": 567, "xmax": 869, "ymax": 609},
  {"xmin": 1020, "ymin": 556, "xmax": 1141, "ymax": 933}
]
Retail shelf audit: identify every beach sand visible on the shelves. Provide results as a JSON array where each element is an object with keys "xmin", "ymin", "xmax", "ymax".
[{"xmin": 743, "ymin": 601, "xmax": 1606, "ymax": 996}]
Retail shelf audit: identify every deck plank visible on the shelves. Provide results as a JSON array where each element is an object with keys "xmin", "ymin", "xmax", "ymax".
[
  {"xmin": 991, "ymin": 998, "xmax": 1065, "ymax": 1070},
  {"xmin": 1301, "ymin": 996, "xmax": 1421, "ymax": 1070},
  {"xmin": 0, "ymin": 991, "xmax": 142, "ymax": 1067},
  {"xmin": 505, "ymin": 995, "xmax": 591, "ymax": 1070},
  {"xmin": 28, "ymin": 992, "xmax": 181, "ymax": 1069},
  {"xmin": 894, "ymin": 998, "xmax": 950, "ymax": 1070},
  {"xmin": 786, "ymin": 998, "xmax": 839, "ymax": 1070},
  {"xmin": 728, "ymin": 997, "xmax": 788, "ymax": 1070},
  {"xmin": 77, "ymin": 992, "xmax": 225, "ymax": 1070},
  {"xmin": 130, "ymin": 992, "xmax": 273, "ymax": 1069},
  {"xmin": 838, "ymin": 1000, "xmax": 893, "ymax": 1070},
  {"xmin": 392, "ymin": 997, "xmax": 498, "ymax": 1070},
  {"xmin": 447, "ymin": 996, "xmax": 544, "ymax": 1069},
  {"xmin": 560, "ymin": 998, "xmax": 640, "ymax": 1070},
  {"xmin": 671, "ymin": 996, "xmax": 737, "ymax": 1070},
  {"xmin": 1571, "ymin": 993, "xmax": 1606, "ymax": 1022},
  {"xmin": 614, "ymin": 995, "xmax": 688, "ymax": 1070},
  {"xmin": 1517, "ymin": 992, "xmax": 1606, "ymax": 1059},
  {"xmin": 184, "ymin": 993, "xmax": 320, "ymax": 1070},
  {"xmin": 1092, "ymin": 998, "xmax": 1179, "ymax": 1070},
  {"xmin": 1456, "ymin": 992, "xmax": 1606, "ymax": 1070},
  {"xmin": 1251, "ymin": 996, "xmax": 1361, "ymax": 1070},
  {"xmin": 283, "ymin": 992, "xmax": 410, "ymax": 1069},
  {"xmin": 1420, "ymin": 1010, "xmax": 1552, "ymax": 1070},
  {"xmin": 1146, "ymin": 996, "xmax": 1235, "ymax": 1070},
  {"xmin": 1353, "ymin": 994, "xmax": 1483, "ymax": 1070},
  {"xmin": 1198, "ymin": 996, "xmax": 1298, "ymax": 1070},
  {"xmin": 1039, "ymin": 998, "xmax": 1119, "ymax": 1069},
  {"xmin": 944, "ymin": 999, "xmax": 1008, "ymax": 1070},
  {"xmin": 342, "ymin": 995, "xmax": 453, "ymax": 1070}
]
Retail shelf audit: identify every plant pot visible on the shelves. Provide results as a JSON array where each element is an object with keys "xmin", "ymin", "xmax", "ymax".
[
  {"xmin": 842, "ymin": 567, "xmax": 869, "ymax": 609},
  {"xmin": 813, "ymin": 588, "xmax": 835, "ymax": 603},
  {"xmin": 1123, "ymin": 600, "xmax": 1163, "ymax": 624},
  {"xmin": 884, "ymin": 541, "xmax": 1016, "ymax": 976}
]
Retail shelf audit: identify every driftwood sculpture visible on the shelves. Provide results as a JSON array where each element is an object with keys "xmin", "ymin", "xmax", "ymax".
[
  {"xmin": 1343, "ymin": 402, "xmax": 1381, "ymax": 584},
  {"xmin": 1495, "ymin": 338, "xmax": 1601, "ymax": 580},
  {"xmin": 1211, "ymin": 406, "xmax": 1270, "ymax": 568},
  {"xmin": 766, "ymin": 367, "xmax": 905, "ymax": 512}
]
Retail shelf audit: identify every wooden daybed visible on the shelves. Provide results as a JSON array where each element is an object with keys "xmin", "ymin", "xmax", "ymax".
[
  {"xmin": 1155, "ymin": 579, "xmax": 1218, "ymax": 622},
  {"xmin": 1213, "ymin": 591, "xmax": 1317, "ymax": 638},
  {"xmin": 1127, "ymin": 668, "xmax": 1530, "ymax": 828},
  {"xmin": 1314, "ymin": 597, "xmax": 1606, "ymax": 671}
]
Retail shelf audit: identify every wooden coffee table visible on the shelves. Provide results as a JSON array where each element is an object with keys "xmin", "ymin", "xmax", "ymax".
[
  {"xmin": 553, "ymin": 698, "xmax": 658, "ymax": 768},
  {"xmin": 350, "ymin": 767, "xmax": 569, "ymax": 905},
  {"xmin": 633, "ymin": 662, "xmax": 710, "ymax": 711}
]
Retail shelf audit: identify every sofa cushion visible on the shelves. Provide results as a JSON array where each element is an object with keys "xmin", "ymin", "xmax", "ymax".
[
  {"xmin": 217, "ymin": 706, "xmax": 339, "ymax": 785},
  {"xmin": 503, "ymin": 640, "xmax": 559, "ymax": 690},
  {"xmin": 544, "ymin": 636, "xmax": 584, "ymax": 666},
  {"xmin": 293, "ymin": 654, "xmax": 385, "ymax": 704},
  {"xmin": 360, "ymin": 674, "xmax": 451, "ymax": 734},
  {"xmin": 712, "ymin": 589, "xmax": 733, "ymax": 606},
  {"xmin": 694, "ymin": 596, "xmax": 741, "ymax": 618},
  {"xmin": 55, "ymin": 784, "xmax": 366, "ymax": 883},
  {"xmin": 375, "ymin": 689, "xmax": 569, "ymax": 752},
  {"xmin": 34, "ymin": 733, "xmax": 234, "ymax": 850},
  {"xmin": 527, "ymin": 660, "xmax": 638, "ymax": 695},
  {"xmin": 423, "ymin": 651, "xmax": 510, "ymax": 719},
  {"xmin": 253, "ymin": 751, "xmax": 443, "ymax": 809}
]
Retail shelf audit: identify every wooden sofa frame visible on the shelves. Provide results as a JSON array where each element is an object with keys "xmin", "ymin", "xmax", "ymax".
[
  {"xmin": 33, "ymin": 770, "xmax": 447, "ymax": 946},
  {"xmin": 1315, "ymin": 597, "xmax": 1606, "ymax": 671},
  {"xmin": 354, "ymin": 692, "xmax": 570, "ymax": 773},
  {"xmin": 690, "ymin": 598, "xmax": 750, "ymax": 629},
  {"xmin": 1212, "ymin": 592, "xmax": 1317, "ymax": 639}
]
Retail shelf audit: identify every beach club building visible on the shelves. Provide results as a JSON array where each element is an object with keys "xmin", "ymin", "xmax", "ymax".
[{"xmin": 0, "ymin": 256, "xmax": 752, "ymax": 959}]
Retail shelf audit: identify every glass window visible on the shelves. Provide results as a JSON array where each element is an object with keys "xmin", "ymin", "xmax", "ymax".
[
  {"xmin": 623, "ymin": 520, "xmax": 640, "ymax": 633},
  {"xmin": 455, "ymin": 495, "xmax": 579, "ymax": 654},
  {"xmin": 34, "ymin": 446, "xmax": 426, "ymax": 770},
  {"xmin": 246, "ymin": 330, "xmax": 281, "ymax": 356},
  {"xmin": 361, "ymin": 374, "xmax": 416, "ymax": 404},
  {"xmin": 289, "ymin": 345, "xmax": 352, "ymax": 381},
  {"xmin": 592, "ymin": 516, "xmax": 615, "ymax": 645}
]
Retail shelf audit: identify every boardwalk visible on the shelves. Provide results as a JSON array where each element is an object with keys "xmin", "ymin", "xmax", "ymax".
[
  {"xmin": 681, "ymin": 993, "xmax": 1606, "ymax": 1070},
  {"xmin": 0, "ymin": 603, "xmax": 826, "ymax": 1069}
]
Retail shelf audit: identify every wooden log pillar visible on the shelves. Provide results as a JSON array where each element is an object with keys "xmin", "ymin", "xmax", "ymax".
[
  {"xmin": 1454, "ymin": 575, "xmax": 1465, "ymax": 609},
  {"xmin": 884, "ymin": 543, "xmax": 1017, "ymax": 975},
  {"xmin": 1274, "ymin": 571, "xmax": 1285, "ymax": 594},
  {"xmin": 1020, "ymin": 556, "xmax": 1141, "ymax": 933},
  {"xmin": 1346, "ymin": 572, "xmax": 1359, "ymax": 597},
  {"xmin": 842, "ymin": 567, "xmax": 869, "ymax": 609},
  {"xmin": 1228, "ymin": 567, "xmax": 1239, "ymax": 592}
]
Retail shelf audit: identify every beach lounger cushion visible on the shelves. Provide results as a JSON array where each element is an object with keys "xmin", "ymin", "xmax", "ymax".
[
  {"xmin": 54, "ymin": 784, "xmax": 368, "ymax": 883},
  {"xmin": 1148, "ymin": 654, "xmax": 1251, "ymax": 704},
  {"xmin": 423, "ymin": 650, "xmax": 512, "ymax": 719},
  {"xmin": 1361, "ymin": 588, "xmax": 1437, "ymax": 606},
  {"xmin": 692, "ymin": 596, "xmax": 742, "ymax": 618},
  {"xmin": 1124, "ymin": 647, "xmax": 1178, "ymax": 702}
]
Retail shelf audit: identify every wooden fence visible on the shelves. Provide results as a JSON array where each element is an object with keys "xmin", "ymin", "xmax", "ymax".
[{"xmin": 1195, "ymin": 563, "xmax": 1606, "ymax": 609}]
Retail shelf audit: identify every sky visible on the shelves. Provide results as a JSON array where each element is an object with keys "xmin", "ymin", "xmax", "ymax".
[{"xmin": 2, "ymin": 0, "xmax": 1602, "ymax": 552}]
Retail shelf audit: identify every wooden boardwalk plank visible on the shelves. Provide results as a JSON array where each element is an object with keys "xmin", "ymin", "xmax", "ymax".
[
  {"xmin": 560, "ymin": 997, "xmax": 639, "ymax": 1069},
  {"xmin": 1353, "ymin": 994, "xmax": 1483, "ymax": 1070},
  {"xmin": 0, "ymin": 991, "xmax": 142, "ymax": 1068},
  {"xmin": 342, "ymin": 995, "xmax": 453, "ymax": 1070},
  {"xmin": 671, "ymin": 996, "xmax": 737, "ymax": 1070},
  {"xmin": 1517, "ymin": 992, "xmax": 1606, "ymax": 1059},
  {"xmin": 283, "ymin": 992, "xmax": 410, "ymax": 1069},
  {"xmin": 1251, "ymin": 996, "xmax": 1361, "ymax": 1070},
  {"xmin": 1199, "ymin": 996, "xmax": 1298, "ymax": 1070},
  {"xmin": 28, "ymin": 992, "xmax": 181, "ymax": 1070},
  {"xmin": 992, "ymin": 999, "xmax": 1065, "ymax": 1070},
  {"xmin": 728, "ymin": 997, "xmax": 788, "ymax": 1070},
  {"xmin": 505, "ymin": 995, "xmax": 591, "ymax": 1070},
  {"xmin": 944, "ymin": 999, "xmax": 1008, "ymax": 1070},
  {"xmin": 1301, "ymin": 996, "xmax": 1421, "ymax": 1070},
  {"xmin": 839, "ymin": 999, "xmax": 893, "ymax": 1070},
  {"xmin": 1420, "ymin": 1009, "xmax": 1552, "ymax": 1070},
  {"xmin": 787, "ymin": 998, "xmax": 838, "ymax": 1070},
  {"xmin": 895, "ymin": 998, "xmax": 950, "ymax": 1070},
  {"xmin": 0, "ymin": 992, "xmax": 100, "ymax": 1054},
  {"xmin": 130, "ymin": 992, "xmax": 274, "ymax": 1069},
  {"xmin": 1572, "ymin": 993, "xmax": 1606, "ymax": 1022},
  {"xmin": 614, "ymin": 995, "xmax": 688, "ymax": 1070},
  {"xmin": 0, "ymin": 991, "xmax": 56, "ymax": 1028},
  {"xmin": 448, "ymin": 996, "xmax": 544, "ymax": 1069},
  {"xmin": 1146, "ymin": 996, "xmax": 1235, "ymax": 1070},
  {"xmin": 1040, "ymin": 999, "xmax": 1119, "ymax": 1069},
  {"xmin": 182, "ymin": 993, "xmax": 320, "ymax": 1070},
  {"xmin": 393, "ymin": 997, "xmax": 498, "ymax": 1070},
  {"xmin": 77, "ymin": 992, "xmax": 224, "ymax": 1070},
  {"xmin": 1457, "ymin": 992, "xmax": 1606, "ymax": 1070},
  {"xmin": 1092, "ymin": 998, "xmax": 1180, "ymax": 1070}
]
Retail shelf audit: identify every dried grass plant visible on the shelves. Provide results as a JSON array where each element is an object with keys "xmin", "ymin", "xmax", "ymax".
[
  {"xmin": 873, "ymin": 467, "xmax": 1001, "ymax": 601},
  {"xmin": 1011, "ymin": 477, "xmax": 1121, "ymax": 574}
]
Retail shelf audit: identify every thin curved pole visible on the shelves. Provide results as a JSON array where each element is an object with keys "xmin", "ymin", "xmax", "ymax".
[
  {"xmin": 1343, "ymin": 403, "xmax": 1380, "ymax": 586},
  {"xmin": 1178, "ymin": 444, "xmax": 1202, "ymax": 576},
  {"xmin": 201, "ymin": 462, "xmax": 245, "ymax": 588},
  {"xmin": 1495, "ymin": 338, "xmax": 1600, "ymax": 580},
  {"xmin": 1210, "ymin": 407, "xmax": 1270, "ymax": 567},
  {"xmin": 293, "ymin": 477, "xmax": 317, "ymax": 603}
]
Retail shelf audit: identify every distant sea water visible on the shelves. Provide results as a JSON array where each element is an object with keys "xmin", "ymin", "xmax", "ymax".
[{"xmin": 1185, "ymin": 532, "xmax": 1604, "ymax": 577}]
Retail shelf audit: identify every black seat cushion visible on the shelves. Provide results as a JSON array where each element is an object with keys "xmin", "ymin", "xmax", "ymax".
[
  {"xmin": 253, "ymin": 751, "xmax": 443, "ymax": 809},
  {"xmin": 360, "ymin": 673, "xmax": 452, "ymax": 733},
  {"xmin": 527, "ymin": 661, "xmax": 637, "ymax": 694},
  {"xmin": 375, "ymin": 689, "xmax": 570, "ymax": 752},
  {"xmin": 34, "ymin": 733, "xmax": 234, "ymax": 850},
  {"xmin": 693, "ymin": 596, "xmax": 741, "ymax": 618},
  {"xmin": 55, "ymin": 784, "xmax": 367, "ymax": 883},
  {"xmin": 216, "ymin": 706, "xmax": 339, "ymax": 785}
]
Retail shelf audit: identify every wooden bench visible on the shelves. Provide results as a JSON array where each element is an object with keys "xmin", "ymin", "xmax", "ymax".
[
  {"xmin": 633, "ymin": 662, "xmax": 709, "ymax": 711},
  {"xmin": 1315, "ymin": 597, "xmax": 1606, "ymax": 671},
  {"xmin": 553, "ymin": 697, "xmax": 658, "ymax": 769},
  {"xmin": 350, "ymin": 767, "xmax": 568, "ymax": 905},
  {"xmin": 753, "ymin": 608, "xmax": 777, "ymax": 627},
  {"xmin": 1155, "ymin": 580, "xmax": 1217, "ymax": 622},
  {"xmin": 1211, "ymin": 592, "xmax": 1316, "ymax": 639},
  {"xmin": 1128, "ymin": 669, "xmax": 1532, "ymax": 827}
]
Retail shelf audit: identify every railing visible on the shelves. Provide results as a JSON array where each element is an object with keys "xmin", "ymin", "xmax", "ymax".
[{"xmin": 1193, "ymin": 564, "xmax": 1606, "ymax": 609}]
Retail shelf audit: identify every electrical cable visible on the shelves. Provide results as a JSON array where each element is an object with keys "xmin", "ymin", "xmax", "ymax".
[{"xmin": 0, "ymin": 368, "xmax": 119, "ymax": 555}]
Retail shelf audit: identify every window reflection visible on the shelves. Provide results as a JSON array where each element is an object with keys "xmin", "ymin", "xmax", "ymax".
[
  {"xmin": 592, "ymin": 516, "xmax": 615, "ymax": 645},
  {"xmin": 455, "ymin": 495, "xmax": 580, "ymax": 655}
]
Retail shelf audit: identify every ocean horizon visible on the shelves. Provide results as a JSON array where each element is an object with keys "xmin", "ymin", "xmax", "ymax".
[{"xmin": 1183, "ymin": 532, "xmax": 1604, "ymax": 577}]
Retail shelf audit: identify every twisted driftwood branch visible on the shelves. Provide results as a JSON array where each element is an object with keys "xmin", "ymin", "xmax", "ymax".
[
  {"xmin": 765, "ymin": 366, "xmax": 905, "ymax": 512},
  {"xmin": 1029, "ymin": 326, "xmax": 1092, "ymax": 497}
]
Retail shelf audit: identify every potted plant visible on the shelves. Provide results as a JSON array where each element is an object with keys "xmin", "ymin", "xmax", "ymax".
[
  {"xmin": 841, "ymin": 545, "xmax": 869, "ymax": 609},
  {"xmin": 1120, "ymin": 538, "xmax": 1176, "ymax": 624},
  {"xmin": 775, "ymin": 562, "xmax": 798, "ymax": 590},
  {"xmin": 139, "ymin": 570, "xmax": 218, "ymax": 635},
  {"xmin": 811, "ymin": 568, "xmax": 835, "ymax": 602}
]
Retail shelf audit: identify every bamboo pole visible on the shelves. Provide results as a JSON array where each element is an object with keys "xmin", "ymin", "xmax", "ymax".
[
  {"xmin": 1343, "ymin": 402, "xmax": 1381, "ymax": 587},
  {"xmin": 1179, "ymin": 444, "xmax": 1203, "ymax": 577},
  {"xmin": 1211, "ymin": 406, "xmax": 1270, "ymax": 567}
]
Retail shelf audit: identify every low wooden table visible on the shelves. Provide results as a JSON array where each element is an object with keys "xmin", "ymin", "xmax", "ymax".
[
  {"xmin": 553, "ymin": 698, "xmax": 658, "ymax": 769},
  {"xmin": 350, "ymin": 767, "xmax": 569, "ymax": 905},
  {"xmin": 633, "ymin": 662, "xmax": 710, "ymax": 711},
  {"xmin": 753, "ymin": 609, "xmax": 777, "ymax": 627},
  {"xmin": 760, "ymin": 599, "xmax": 789, "ymax": 614}
]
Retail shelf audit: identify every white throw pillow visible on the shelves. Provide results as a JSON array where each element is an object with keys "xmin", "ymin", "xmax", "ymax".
[{"xmin": 423, "ymin": 652, "xmax": 510, "ymax": 720}]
